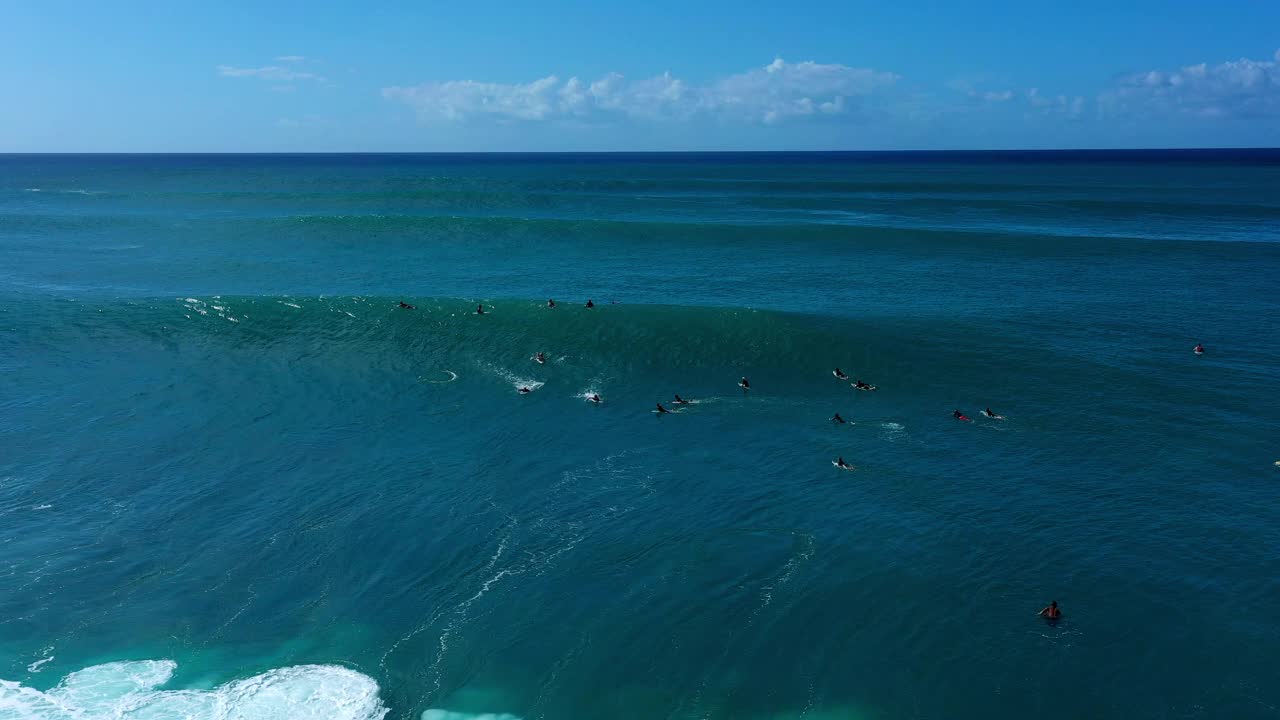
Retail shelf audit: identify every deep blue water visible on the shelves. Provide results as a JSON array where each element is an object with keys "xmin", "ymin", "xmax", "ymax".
[{"xmin": 2, "ymin": 151, "xmax": 1279, "ymax": 720}]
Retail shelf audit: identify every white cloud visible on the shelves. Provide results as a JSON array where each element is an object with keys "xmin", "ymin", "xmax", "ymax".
[
  {"xmin": 981, "ymin": 90, "xmax": 1014, "ymax": 102},
  {"xmin": 382, "ymin": 58, "xmax": 898, "ymax": 124},
  {"xmin": 276, "ymin": 55, "xmax": 306, "ymax": 63},
  {"xmin": 1027, "ymin": 88, "xmax": 1086, "ymax": 117},
  {"xmin": 705, "ymin": 58, "xmax": 898, "ymax": 122},
  {"xmin": 217, "ymin": 65, "xmax": 322, "ymax": 82},
  {"xmin": 1100, "ymin": 50, "xmax": 1280, "ymax": 118}
]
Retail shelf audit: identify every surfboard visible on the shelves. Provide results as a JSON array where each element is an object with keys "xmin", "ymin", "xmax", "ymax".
[
  {"xmin": 981, "ymin": 410, "xmax": 1005, "ymax": 420},
  {"xmin": 832, "ymin": 461, "xmax": 856, "ymax": 471},
  {"xmin": 852, "ymin": 383, "xmax": 877, "ymax": 391},
  {"xmin": 833, "ymin": 371, "xmax": 849, "ymax": 380}
]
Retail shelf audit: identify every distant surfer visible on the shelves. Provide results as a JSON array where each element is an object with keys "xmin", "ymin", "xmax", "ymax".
[
  {"xmin": 585, "ymin": 299, "xmax": 595, "ymax": 308},
  {"xmin": 1039, "ymin": 600, "xmax": 1062, "ymax": 622},
  {"xmin": 655, "ymin": 402, "xmax": 670, "ymax": 414},
  {"xmin": 739, "ymin": 377, "xmax": 750, "ymax": 390},
  {"xmin": 854, "ymin": 380, "xmax": 876, "ymax": 391},
  {"xmin": 834, "ymin": 456, "xmax": 854, "ymax": 470},
  {"xmin": 476, "ymin": 304, "xmax": 485, "ymax": 315},
  {"xmin": 832, "ymin": 413, "xmax": 846, "ymax": 424},
  {"xmin": 953, "ymin": 409, "xmax": 971, "ymax": 422},
  {"xmin": 398, "ymin": 301, "xmax": 416, "ymax": 310},
  {"xmin": 1194, "ymin": 342, "xmax": 1204, "ymax": 355},
  {"xmin": 534, "ymin": 352, "xmax": 546, "ymax": 364},
  {"xmin": 518, "ymin": 386, "xmax": 532, "ymax": 394},
  {"xmin": 834, "ymin": 368, "xmax": 849, "ymax": 380},
  {"xmin": 673, "ymin": 394, "xmax": 690, "ymax": 405},
  {"xmin": 983, "ymin": 407, "xmax": 1004, "ymax": 419},
  {"xmin": 589, "ymin": 393, "xmax": 602, "ymax": 403},
  {"xmin": 548, "ymin": 299, "xmax": 556, "ymax": 308}
]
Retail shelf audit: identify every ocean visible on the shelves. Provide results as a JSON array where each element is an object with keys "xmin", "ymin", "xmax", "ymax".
[{"xmin": 1, "ymin": 150, "xmax": 1278, "ymax": 720}]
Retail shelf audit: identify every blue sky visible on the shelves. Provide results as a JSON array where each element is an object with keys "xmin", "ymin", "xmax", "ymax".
[{"xmin": 3, "ymin": 0, "xmax": 1278, "ymax": 151}]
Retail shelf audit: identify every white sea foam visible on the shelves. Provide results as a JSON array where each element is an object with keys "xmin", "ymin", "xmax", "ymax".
[
  {"xmin": 0, "ymin": 660, "xmax": 387, "ymax": 720},
  {"xmin": 25, "ymin": 656, "xmax": 53, "ymax": 673},
  {"xmin": 422, "ymin": 712, "xmax": 521, "ymax": 720}
]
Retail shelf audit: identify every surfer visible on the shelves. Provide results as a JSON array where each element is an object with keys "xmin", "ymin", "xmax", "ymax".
[
  {"xmin": 548, "ymin": 299, "xmax": 556, "ymax": 308},
  {"xmin": 854, "ymin": 380, "xmax": 875, "ymax": 391},
  {"xmin": 655, "ymin": 402, "xmax": 670, "ymax": 414},
  {"xmin": 589, "ymin": 393, "xmax": 602, "ymax": 403},
  {"xmin": 673, "ymin": 394, "xmax": 689, "ymax": 405},
  {"xmin": 1194, "ymin": 342, "xmax": 1204, "ymax": 354},
  {"xmin": 518, "ymin": 386, "xmax": 532, "ymax": 394},
  {"xmin": 585, "ymin": 299, "xmax": 595, "ymax": 308},
  {"xmin": 984, "ymin": 407, "xmax": 1003, "ymax": 419},
  {"xmin": 398, "ymin": 301, "xmax": 416, "ymax": 310},
  {"xmin": 739, "ymin": 377, "xmax": 750, "ymax": 390},
  {"xmin": 832, "ymin": 413, "xmax": 846, "ymax": 424},
  {"xmin": 953, "ymin": 409, "xmax": 971, "ymax": 421},
  {"xmin": 476, "ymin": 304, "xmax": 485, "ymax": 315},
  {"xmin": 535, "ymin": 352, "xmax": 546, "ymax": 364},
  {"xmin": 1039, "ymin": 600, "xmax": 1062, "ymax": 621},
  {"xmin": 835, "ymin": 456, "xmax": 853, "ymax": 470},
  {"xmin": 834, "ymin": 368, "xmax": 849, "ymax": 380}
]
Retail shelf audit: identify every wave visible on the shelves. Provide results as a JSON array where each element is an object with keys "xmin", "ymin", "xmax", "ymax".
[
  {"xmin": 0, "ymin": 660, "xmax": 387, "ymax": 720},
  {"xmin": 4, "ymin": 207, "xmax": 1278, "ymax": 250}
]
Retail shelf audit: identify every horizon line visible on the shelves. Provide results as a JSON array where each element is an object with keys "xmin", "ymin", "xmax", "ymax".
[{"xmin": 2, "ymin": 147, "xmax": 1279, "ymax": 156}]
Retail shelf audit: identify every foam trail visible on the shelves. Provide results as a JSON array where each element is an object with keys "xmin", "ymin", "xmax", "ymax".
[
  {"xmin": 419, "ymin": 707, "xmax": 519, "ymax": 712},
  {"xmin": 0, "ymin": 660, "xmax": 388, "ymax": 720}
]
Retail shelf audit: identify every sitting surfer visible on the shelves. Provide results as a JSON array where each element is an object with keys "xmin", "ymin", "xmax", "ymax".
[
  {"xmin": 835, "ymin": 456, "xmax": 853, "ymax": 470},
  {"xmin": 547, "ymin": 299, "xmax": 556, "ymax": 308},
  {"xmin": 585, "ymin": 299, "xmax": 595, "ymax": 308},
  {"xmin": 535, "ymin": 352, "xmax": 546, "ymax": 364},
  {"xmin": 953, "ymin": 409, "xmax": 971, "ymax": 421},
  {"xmin": 518, "ymin": 386, "xmax": 532, "ymax": 394},
  {"xmin": 1194, "ymin": 342, "xmax": 1204, "ymax": 354},
  {"xmin": 673, "ymin": 394, "xmax": 689, "ymax": 405},
  {"xmin": 985, "ymin": 407, "xmax": 1000, "ymax": 418},
  {"xmin": 1039, "ymin": 600, "xmax": 1062, "ymax": 622},
  {"xmin": 739, "ymin": 377, "xmax": 750, "ymax": 390},
  {"xmin": 655, "ymin": 402, "xmax": 670, "ymax": 414},
  {"xmin": 834, "ymin": 368, "xmax": 849, "ymax": 380},
  {"xmin": 854, "ymin": 380, "xmax": 875, "ymax": 391},
  {"xmin": 476, "ymin": 304, "xmax": 485, "ymax": 315},
  {"xmin": 398, "ymin": 301, "xmax": 416, "ymax": 310},
  {"xmin": 589, "ymin": 393, "xmax": 602, "ymax": 403},
  {"xmin": 832, "ymin": 413, "xmax": 846, "ymax": 424}
]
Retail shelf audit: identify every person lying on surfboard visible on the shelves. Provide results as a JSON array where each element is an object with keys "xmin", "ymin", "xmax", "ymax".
[
  {"xmin": 589, "ymin": 394, "xmax": 601, "ymax": 403},
  {"xmin": 834, "ymin": 368, "xmax": 849, "ymax": 380},
  {"xmin": 655, "ymin": 402, "xmax": 670, "ymax": 414},
  {"xmin": 835, "ymin": 456, "xmax": 854, "ymax": 470},
  {"xmin": 832, "ymin": 413, "xmax": 847, "ymax": 424},
  {"xmin": 1194, "ymin": 342, "xmax": 1204, "ymax": 354},
  {"xmin": 953, "ymin": 409, "xmax": 971, "ymax": 421},
  {"xmin": 853, "ymin": 380, "xmax": 876, "ymax": 391},
  {"xmin": 398, "ymin": 301, "xmax": 415, "ymax": 310},
  {"xmin": 518, "ymin": 386, "xmax": 532, "ymax": 394},
  {"xmin": 739, "ymin": 377, "xmax": 750, "ymax": 390},
  {"xmin": 673, "ymin": 394, "xmax": 690, "ymax": 405},
  {"xmin": 534, "ymin": 352, "xmax": 546, "ymax": 364}
]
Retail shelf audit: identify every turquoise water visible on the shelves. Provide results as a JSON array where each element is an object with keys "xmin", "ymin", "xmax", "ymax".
[{"xmin": 2, "ymin": 151, "xmax": 1279, "ymax": 719}]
